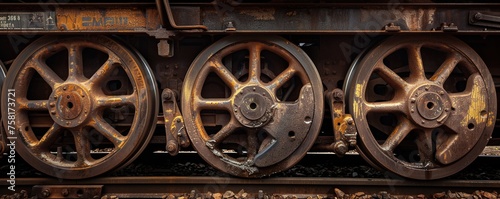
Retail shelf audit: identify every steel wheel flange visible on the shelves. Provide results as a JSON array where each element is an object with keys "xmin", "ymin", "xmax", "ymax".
[
  {"xmin": 182, "ymin": 35, "xmax": 323, "ymax": 177},
  {"xmin": 1, "ymin": 36, "xmax": 158, "ymax": 179},
  {"xmin": 345, "ymin": 35, "xmax": 496, "ymax": 180}
]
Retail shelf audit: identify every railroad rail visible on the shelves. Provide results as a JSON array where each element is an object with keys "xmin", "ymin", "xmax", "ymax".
[{"xmin": 1, "ymin": 176, "xmax": 499, "ymax": 198}]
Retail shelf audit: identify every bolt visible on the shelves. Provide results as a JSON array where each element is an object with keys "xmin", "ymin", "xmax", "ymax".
[
  {"xmin": 410, "ymin": 98, "xmax": 416, "ymax": 103},
  {"xmin": 347, "ymin": 118, "xmax": 354, "ymax": 125},
  {"xmin": 66, "ymin": 121, "xmax": 70, "ymax": 125},
  {"xmin": 167, "ymin": 142, "xmax": 177, "ymax": 153},
  {"xmin": 421, "ymin": 120, "xmax": 425, "ymax": 124},
  {"xmin": 439, "ymin": 91, "xmax": 444, "ymax": 95},
  {"xmin": 333, "ymin": 91, "xmax": 343, "ymax": 101},
  {"xmin": 61, "ymin": 189, "xmax": 69, "ymax": 196},
  {"xmin": 411, "ymin": 109, "xmax": 415, "ymax": 113},
  {"xmin": 63, "ymin": 86, "xmax": 67, "ymax": 90},
  {"xmin": 42, "ymin": 189, "xmax": 51, "ymax": 198},
  {"xmin": 253, "ymin": 87, "xmax": 256, "ymax": 91},
  {"xmin": 163, "ymin": 92, "xmax": 172, "ymax": 100},
  {"xmin": 51, "ymin": 110, "xmax": 56, "ymax": 115},
  {"xmin": 445, "ymin": 108, "xmax": 449, "ymax": 112},
  {"xmin": 49, "ymin": 102, "xmax": 55, "ymax": 107},
  {"xmin": 425, "ymin": 87, "xmax": 429, "ymax": 91}
]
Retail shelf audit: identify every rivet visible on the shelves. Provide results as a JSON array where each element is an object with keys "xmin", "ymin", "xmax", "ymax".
[
  {"xmin": 439, "ymin": 91, "xmax": 444, "ymax": 95},
  {"xmin": 63, "ymin": 86, "xmax": 67, "ymax": 90},
  {"xmin": 411, "ymin": 109, "xmax": 415, "ymax": 113},
  {"xmin": 66, "ymin": 121, "xmax": 70, "ymax": 125},
  {"xmin": 421, "ymin": 120, "xmax": 425, "ymax": 124},
  {"xmin": 49, "ymin": 102, "xmax": 55, "ymax": 107},
  {"xmin": 51, "ymin": 110, "xmax": 56, "ymax": 115},
  {"xmin": 425, "ymin": 87, "xmax": 429, "ymax": 91},
  {"xmin": 445, "ymin": 108, "xmax": 449, "ymax": 112},
  {"xmin": 411, "ymin": 98, "xmax": 416, "ymax": 103}
]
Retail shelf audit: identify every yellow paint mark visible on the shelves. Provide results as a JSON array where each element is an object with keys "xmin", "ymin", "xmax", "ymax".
[
  {"xmin": 461, "ymin": 76, "xmax": 487, "ymax": 127},
  {"xmin": 353, "ymin": 83, "xmax": 364, "ymax": 120}
]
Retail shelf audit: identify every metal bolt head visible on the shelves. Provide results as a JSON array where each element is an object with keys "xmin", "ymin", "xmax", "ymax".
[
  {"xmin": 62, "ymin": 189, "xmax": 69, "ymax": 196},
  {"xmin": 42, "ymin": 189, "xmax": 51, "ymax": 197},
  {"xmin": 411, "ymin": 98, "xmax": 416, "ymax": 103}
]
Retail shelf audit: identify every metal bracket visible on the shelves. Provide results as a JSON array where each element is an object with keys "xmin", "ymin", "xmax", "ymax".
[
  {"xmin": 325, "ymin": 89, "xmax": 357, "ymax": 157},
  {"xmin": 146, "ymin": 28, "xmax": 176, "ymax": 58},
  {"xmin": 384, "ymin": 23, "xmax": 401, "ymax": 32},
  {"xmin": 162, "ymin": 88, "xmax": 190, "ymax": 156},
  {"xmin": 32, "ymin": 185, "xmax": 102, "ymax": 198},
  {"xmin": 438, "ymin": 22, "xmax": 458, "ymax": 32}
]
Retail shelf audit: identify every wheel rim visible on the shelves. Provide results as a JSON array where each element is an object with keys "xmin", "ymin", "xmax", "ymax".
[
  {"xmin": 1, "ymin": 36, "xmax": 158, "ymax": 179},
  {"xmin": 182, "ymin": 35, "xmax": 323, "ymax": 177},
  {"xmin": 346, "ymin": 35, "xmax": 496, "ymax": 180}
]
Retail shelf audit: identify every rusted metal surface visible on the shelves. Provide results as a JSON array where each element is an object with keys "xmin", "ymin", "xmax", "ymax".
[
  {"xmin": 55, "ymin": 7, "xmax": 161, "ymax": 31},
  {"xmin": 182, "ymin": 35, "xmax": 323, "ymax": 177},
  {"xmin": 345, "ymin": 35, "xmax": 496, "ymax": 180},
  {"xmin": 0, "ymin": 3, "xmax": 500, "ymax": 34},
  {"xmin": 32, "ymin": 185, "xmax": 102, "ymax": 199},
  {"xmin": 162, "ymin": 88, "xmax": 189, "ymax": 156},
  {"xmin": 1, "ymin": 35, "xmax": 158, "ymax": 179}
]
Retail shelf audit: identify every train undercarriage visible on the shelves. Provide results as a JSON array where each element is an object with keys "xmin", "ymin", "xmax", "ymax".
[{"xmin": 0, "ymin": 0, "xmax": 499, "ymax": 180}]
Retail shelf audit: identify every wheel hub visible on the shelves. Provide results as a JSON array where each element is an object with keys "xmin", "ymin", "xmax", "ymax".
[
  {"xmin": 49, "ymin": 84, "xmax": 91, "ymax": 128},
  {"xmin": 408, "ymin": 84, "xmax": 451, "ymax": 128},
  {"xmin": 233, "ymin": 86, "xmax": 275, "ymax": 128}
]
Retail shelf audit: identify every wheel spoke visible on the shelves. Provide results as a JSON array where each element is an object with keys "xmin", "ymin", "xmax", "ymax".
[
  {"xmin": 67, "ymin": 44, "xmax": 84, "ymax": 80},
  {"xmin": 407, "ymin": 45, "xmax": 426, "ymax": 81},
  {"xmin": 18, "ymin": 99, "xmax": 48, "ymax": 111},
  {"xmin": 209, "ymin": 59, "xmax": 240, "ymax": 91},
  {"xmin": 91, "ymin": 116, "xmax": 125, "ymax": 147},
  {"xmin": 248, "ymin": 45, "xmax": 262, "ymax": 82},
  {"xmin": 364, "ymin": 99, "xmax": 406, "ymax": 114},
  {"xmin": 430, "ymin": 53, "xmax": 462, "ymax": 85},
  {"xmin": 27, "ymin": 60, "xmax": 63, "ymax": 88},
  {"xmin": 35, "ymin": 123, "xmax": 62, "ymax": 149},
  {"xmin": 209, "ymin": 119, "xmax": 240, "ymax": 145},
  {"xmin": 268, "ymin": 66, "xmax": 296, "ymax": 92},
  {"xmin": 72, "ymin": 128, "xmax": 93, "ymax": 166},
  {"xmin": 381, "ymin": 118, "xmax": 414, "ymax": 152},
  {"xmin": 88, "ymin": 56, "xmax": 119, "ymax": 86},
  {"xmin": 416, "ymin": 129, "xmax": 435, "ymax": 164},
  {"xmin": 96, "ymin": 94, "xmax": 137, "ymax": 108},
  {"xmin": 194, "ymin": 97, "xmax": 232, "ymax": 111},
  {"xmin": 375, "ymin": 62, "xmax": 409, "ymax": 91}
]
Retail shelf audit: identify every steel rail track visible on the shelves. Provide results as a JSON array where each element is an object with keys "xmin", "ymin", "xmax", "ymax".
[{"xmin": 1, "ymin": 176, "xmax": 499, "ymax": 198}]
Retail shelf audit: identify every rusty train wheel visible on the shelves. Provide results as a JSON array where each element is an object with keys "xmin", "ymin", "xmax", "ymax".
[
  {"xmin": 345, "ymin": 35, "xmax": 496, "ymax": 180},
  {"xmin": 182, "ymin": 35, "xmax": 323, "ymax": 177},
  {"xmin": 1, "ymin": 36, "xmax": 158, "ymax": 179}
]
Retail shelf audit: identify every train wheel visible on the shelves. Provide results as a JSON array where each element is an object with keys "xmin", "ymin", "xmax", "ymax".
[
  {"xmin": 1, "ymin": 36, "xmax": 158, "ymax": 179},
  {"xmin": 345, "ymin": 35, "xmax": 496, "ymax": 179},
  {"xmin": 182, "ymin": 35, "xmax": 323, "ymax": 177}
]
